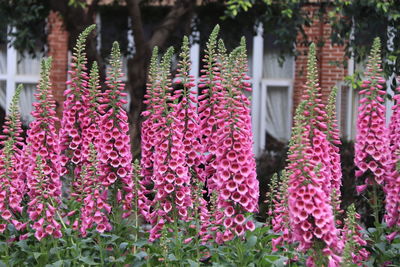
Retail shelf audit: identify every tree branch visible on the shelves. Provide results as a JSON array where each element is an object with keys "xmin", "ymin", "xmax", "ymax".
[
  {"xmin": 149, "ymin": 0, "xmax": 194, "ymax": 48},
  {"xmin": 126, "ymin": 0, "xmax": 147, "ymax": 56}
]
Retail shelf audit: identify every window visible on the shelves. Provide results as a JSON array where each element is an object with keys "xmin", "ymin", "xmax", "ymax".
[
  {"xmin": 337, "ymin": 82, "xmax": 359, "ymax": 140},
  {"xmin": 260, "ymin": 35, "xmax": 294, "ymax": 150},
  {"xmin": 260, "ymin": 81, "xmax": 293, "ymax": 150},
  {"xmin": 0, "ymin": 28, "xmax": 42, "ymax": 125}
]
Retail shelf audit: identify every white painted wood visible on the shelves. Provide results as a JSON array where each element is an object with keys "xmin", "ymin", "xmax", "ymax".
[
  {"xmin": 260, "ymin": 79, "xmax": 293, "ymax": 151},
  {"xmin": 251, "ymin": 23, "xmax": 264, "ymax": 156},
  {"xmin": 346, "ymin": 57, "xmax": 355, "ymax": 140},
  {"xmin": 96, "ymin": 14, "xmax": 101, "ymax": 53},
  {"xmin": 189, "ymin": 31, "xmax": 200, "ymax": 94},
  {"xmin": 6, "ymin": 28, "xmax": 17, "ymax": 112},
  {"xmin": 385, "ymin": 25, "xmax": 395, "ymax": 125}
]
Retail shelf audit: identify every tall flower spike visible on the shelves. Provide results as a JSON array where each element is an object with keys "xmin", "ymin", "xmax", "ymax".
[
  {"xmin": 354, "ymin": 38, "xmax": 391, "ymax": 189},
  {"xmin": 198, "ymin": 25, "xmax": 222, "ymax": 193},
  {"xmin": 270, "ymin": 170, "xmax": 291, "ymax": 251},
  {"xmin": 145, "ymin": 47, "xmax": 197, "ymax": 241},
  {"xmin": 341, "ymin": 204, "xmax": 369, "ymax": 265},
  {"xmin": 75, "ymin": 144, "xmax": 112, "ymax": 236},
  {"xmin": 97, "ymin": 42, "xmax": 134, "ymax": 218},
  {"xmin": 23, "ymin": 57, "xmax": 63, "ymax": 240},
  {"xmin": 140, "ymin": 47, "xmax": 175, "ymax": 225},
  {"xmin": 325, "ymin": 87, "xmax": 343, "ymax": 217},
  {"xmin": 140, "ymin": 47, "xmax": 161, "ymax": 220},
  {"xmin": 271, "ymin": 101, "xmax": 306, "ymax": 249},
  {"xmin": 174, "ymin": 36, "xmax": 209, "ymax": 239},
  {"xmin": 209, "ymin": 40, "xmax": 259, "ymax": 243},
  {"xmin": 141, "ymin": 47, "xmax": 160, "ymax": 186},
  {"xmin": 59, "ymin": 24, "xmax": 96, "ymax": 178},
  {"xmin": 0, "ymin": 84, "xmax": 26, "ymax": 234},
  {"xmin": 385, "ymin": 84, "xmax": 400, "ymax": 228},
  {"xmin": 286, "ymin": 44, "xmax": 342, "ymax": 266}
]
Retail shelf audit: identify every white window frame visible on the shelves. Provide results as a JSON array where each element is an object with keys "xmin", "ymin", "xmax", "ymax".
[
  {"xmin": 1, "ymin": 28, "xmax": 41, "ymax": 113},
  {"xmin": 259, "ymin": 79, "xmax": 293, "ymax": 151}
]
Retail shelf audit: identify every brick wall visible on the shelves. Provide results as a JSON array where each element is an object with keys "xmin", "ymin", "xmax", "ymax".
[
  {"xmin": 293, "ymin": 5, "xmax": 347, "ymax": 113},
  {"xmin": 47, "ymin": 11, "xmax": 69, "ymax": 119}
]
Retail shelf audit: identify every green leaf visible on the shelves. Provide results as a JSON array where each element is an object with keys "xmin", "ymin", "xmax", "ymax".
[
  {"xmin": 50, "ymin": 247, "xmax": 60, "ymax": 255},
  {"xmin": 133, "ymin": 240, "xmax": 148, "ymax": 247},
  {"xmin": 34, "ymin": 252, "xmax": 43, "ymax": 260},
  {"xmin": 247, "ymin": 235, "xmax": 257, "ymax": 248},
  {"xmin": 187, "ymin": 259, "xmax": 200, "ymax": 267},
  {"xmin": 263, "ymin": 255, "xmax": 281, "ymax": 262},
  {"xmin": 135, "ymin": 251, "xmax": 148, "ymax": 260},
  {"xmin": 375, "ymin": 242, "xmax": 386, "ymax": 253},
  {"xmin": 0, "ymin": 261, "xmax": 7, "ymax": 267},
  {"xmin": 79, "ymin": 256, "xmax": 97, "ymax": 265},
  {"xmin": 46, "ymin": 260, "xmax": 64, "ymax": 267},
  {"xmin": 119, "ymin": 242, "xmax": 129, "ymax": 250},
  {"xmin": 168, "ymin": 254, "xmax": 177, "ymax": 261}
]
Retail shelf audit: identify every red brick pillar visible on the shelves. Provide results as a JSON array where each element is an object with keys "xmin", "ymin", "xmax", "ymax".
[
  {"xmin": 47, "ymin": 11, "xmax": 69, "ymax": 119},
  {"xmin": 293, "ymin": 5, "xmax": 347, "ymax": 112}
]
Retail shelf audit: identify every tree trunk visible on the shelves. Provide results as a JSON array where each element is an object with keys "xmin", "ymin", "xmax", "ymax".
[
  {"xmin": 126, "ymin": 0, "xmax": 194, "ymax": 159},
  {"xmin": 49, "ymin": 0, "xmax": 106, "ymax": 80}
]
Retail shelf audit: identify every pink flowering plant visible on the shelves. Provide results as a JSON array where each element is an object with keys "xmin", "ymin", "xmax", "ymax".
[{"xmin": 2, "ymin": 25, "xmax": 400, "ymax": 266}]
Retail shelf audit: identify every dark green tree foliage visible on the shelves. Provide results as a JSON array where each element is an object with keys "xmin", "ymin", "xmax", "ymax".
[{"xmin": 0, "ymin": 0, "xmax": 48, "ymax": 54}]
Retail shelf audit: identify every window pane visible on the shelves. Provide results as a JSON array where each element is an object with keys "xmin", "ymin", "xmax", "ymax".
[
  {"xmin": 265, "ymin": 86, "xmax": 290, "ymax": 142},
  {"xmin": 350, "ymin": 89, "xmax": 360, "ymax": 140},
  {"xmin": 0, "ymin": 81, "xmax": 6, "ymax": 110},
  {"xmin": 17, "ymin": 83, "xmax": 37, "ymax": 125},
  {"xmin": 263, "ymin": 36, "xmax": 294, "ymax": 79},
  {"xmin": 0, "ymin": 44, "xmax": 6, "ymax": 74},
  {"xmin": 17, "ymin": 51, "xmax": 42, "ymax": 75}
]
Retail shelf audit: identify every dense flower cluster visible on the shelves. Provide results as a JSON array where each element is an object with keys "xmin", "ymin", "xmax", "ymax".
[
  {"xmin": 97, "ymin": 42, "xmax": 134, "ymax": 218},
  {"xmin": 4, "ymin": 25, "xmax": 400, "ymax": 267},
  {"xmin": 209, "ymin": 40, "xmax": 258, "ymax": 243},
  {"xmin": 59, "ymin": 25, "xmax": 97, "ymax": 178},
  {"xmin": 198, "ymin": 26, "xmax": 224, "ymax": 193},
  {"xmin": 342, "ymin": 204, "xmax": 370, "ymax": 265},
  {"xmin": 23, "ymin": 58, "xmax": 63, "ymax": 240},
  {"xmin": 385, "ymin": 84, "xmax": 400, "ymax": 228},
  {"xmin": 325, "ymin": 87, "xmax": 343, "ymax": 215},
  {"xmin": 0, "ymin": 85, "xmax": 26, "ymax": 234},
  {"xmin": 271, "ymin": 105, "xmax": 306, "ymax": 249},
  {"xmin": 354, "ymin": 38, "xmax": 391, "ymax": 189},
  {"xmin": 285, "ymin": 44, "xmax": 342, "ymax": 266},
  {"xmin": 172, "ymin": 37, "xmax": 209, "ymax": 239},
  {"xmin": 140, "ymin": 28, "xmax": 259, "ymax": 241},
  {"xmin": 76, "ymin": 144, "xmax": 111, "ymax": 236}
]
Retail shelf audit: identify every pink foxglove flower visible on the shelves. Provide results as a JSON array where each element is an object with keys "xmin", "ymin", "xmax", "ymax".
[
  {"xmin": 172, "ymin": 37, "xmax": 210, "ymax": 240},
  {"xmin": 354, "ymin": 38, "xmax": 391, "ymax": 189},
  {"xmin": 198, "ymin": 25, "xmax": 224, "ymax": 193},
  {"xmin": 325, "ymin": 87, "xmax": 343, "ymax": 216},
  {"xmin": 65, "ymin": 64, "xmax": 111, "ymax": 236},
  {"xmin": 97, "ymin": 42, "xmax": 134, "ymax": 218},
  {"xmin": 143, "ymin": 47, "xmax": 196, "ymax": 241},
  {"xmin": 76, "ymin": 144, "xmax": 111, "ymax": 236},
  {"xmin": 204, "ymin": 38, "xmax": 259, "ymax": 243},
  {"xmin": 23, "ymin": 58, "xmax": 63, "ymax": 240},
  {"xmin": 385, "ymin": 85, "xmax": 400, "ymax": 228},
  {"xmin": 0, "ymin": 85, "xmax": 26, "ymax": 233},
  {"xmin": 140, "ymin": 47, "xmax": 165, "ymax": 221},
  {"xmin": 286, "ymin": 44, "xmax": 342, "ymax": 266},
  {"xmin": 342, "ymin": 204, "xmax": 369, "ymax": 265},
  {"xmin": 59, "ymin": 25, "xmax": 97, "ymax": 178}
]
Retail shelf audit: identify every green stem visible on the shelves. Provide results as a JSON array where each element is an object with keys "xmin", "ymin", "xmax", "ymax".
[
  {"xmin": 173, "ymin": 210, "xmax": 181, "ymax": 261},
  {"xmin": 3, "ymin": 232, "xmax": 9, "ymax": 263},
  {"xmin": 53, "ymin": 238, "xmax": 62, "ymax": 261},
  {"xmin": 372, "ymin": 184, "xmax": 380, "ymax": 226},
  {"xmin": 98, "ymin": 234, "xmax": 105, "ymax": 265}
]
